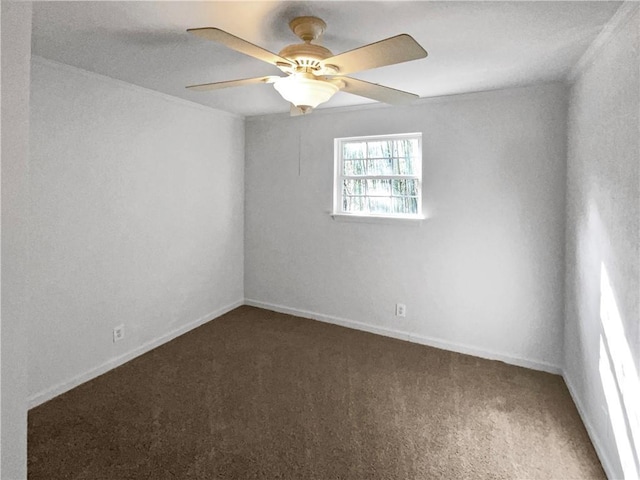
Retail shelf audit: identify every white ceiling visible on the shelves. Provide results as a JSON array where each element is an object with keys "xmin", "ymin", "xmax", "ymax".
[{"xmin": 32, "ymin": 1, "xmax": 622, "ymax": 117}]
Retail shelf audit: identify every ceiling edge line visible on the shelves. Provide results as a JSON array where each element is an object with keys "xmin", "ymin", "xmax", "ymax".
[
  {"xmin": 567, "ymin": 1, "xmax": 639, "ymax": 83},
  {"xmin": 246, "ymin": 80, "xmax": 567, "ymax": 122},
  {"xmin": 30, "ymin": 55, "xmax": 244, "ymax": 121}
]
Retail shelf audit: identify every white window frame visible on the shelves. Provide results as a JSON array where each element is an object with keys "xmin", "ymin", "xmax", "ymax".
[{"xmin": 332, "ymin": 132, "xmax": 424, "ymax": 222}]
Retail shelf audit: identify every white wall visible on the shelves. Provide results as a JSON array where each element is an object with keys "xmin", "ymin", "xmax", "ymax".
[
  {"xmin": 245, "ymin": 83, "xmax": 567, "ymax": 372},
  {"xmin": 1, "ymin": 1, "xmax": 32, "ymax": 477},
  {"xmin": 28, "ymin": 58, "xmax": 245, "ymax": 405},
  {"xmin": 564, "ymin": 5, "xmax": 639, "ymax": 479}
]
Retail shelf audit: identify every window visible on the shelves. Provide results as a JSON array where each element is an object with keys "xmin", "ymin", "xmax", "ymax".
[{"xmin": 333, "ymin": 133, "xmax": 423, "ymax": 219}]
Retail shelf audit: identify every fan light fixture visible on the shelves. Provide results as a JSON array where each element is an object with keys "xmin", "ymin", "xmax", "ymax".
[{"xmin": 273, "ymin": 73, "xmax": 339, "ymax": 111}]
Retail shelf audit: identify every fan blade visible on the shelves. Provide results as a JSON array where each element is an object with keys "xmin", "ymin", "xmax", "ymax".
[
  {"xmin": 186, "ymin": 76, "xmax": 280, "ymax": 91},
  {"xmin": 320, "ymin": 34, "xmax": 427, "ymax": 75},
  {"xmin": 337, "ymin": 77, "xmax": 419, "ymax": 105},
  {"xmin": 187, "ymin": 27, "xmax": 294, "ymax": 67}
]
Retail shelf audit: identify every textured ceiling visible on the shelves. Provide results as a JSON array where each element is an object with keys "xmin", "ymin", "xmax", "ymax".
[{"xmin": 32, "ymin": 1, "xmax": 622, "ymax": 117}]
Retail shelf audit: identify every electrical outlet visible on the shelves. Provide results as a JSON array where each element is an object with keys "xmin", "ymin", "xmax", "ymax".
[
  {"xmin": 396, "ymin": 303, "xmax": 406, "ymax": 317},
  {"xmin": 113, "ymin": 324, "xmax": 125, "ymax": 343}
]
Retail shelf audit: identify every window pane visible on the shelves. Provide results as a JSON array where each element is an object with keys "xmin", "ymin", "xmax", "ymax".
[
  {"xmin": 368, "ymin": 197, "xmax": 392, "ymax": 213},
  {"xmin": 343, "ymin": 142, "xmax": 366, "ymax": 160},
  {"xmin": 366, "ymin": 179, "xmax": 391, "ymax": 195},
  {"xmin": 343, "ymin": 179, "xmax": 366, "ymax": 195},
  {"xmin": 367, "ymin": 158, "xmax": 394, "ymax": 175},
  {"xmin": 343, "ymin": 159, "xmax": 366, "ymax": 176},
  {"xmin": 367, "ymin": 140, "xmax": 393, "ymax": 159},
  {"xmin": 396, "ymin": 139, "xmax": 419, "ymax": 174},
  {"xmin": 396, "ymin": 138, "xmax": 419, "ymax": 159},
  {"xmin": 392, "ymin": 179, "xmax": 418, "ymax": 196},
  {"xmin": 397, "ymin": 156, "xmax": 416, "ymax": 175},
  {"xmin": 343, "ymin": 196, "xmax": 366, "ymax": 213},
  {"xmin": 392, "ymin": 197, "xmax": 418, "ymax": 214}
]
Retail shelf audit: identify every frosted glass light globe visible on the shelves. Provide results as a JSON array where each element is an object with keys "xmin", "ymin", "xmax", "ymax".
[{"xmin": 273, "ymin": 74, "xmax": 339, "ymax": 109}]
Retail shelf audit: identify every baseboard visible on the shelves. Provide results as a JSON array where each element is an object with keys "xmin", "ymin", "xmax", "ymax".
[
  {"xmin": 243, "ymin": 299, "xmax": 562, "ymax": 375},
  {"xmin": 28, "ymin": 299, "xmax": 244, "ymax": 409},
  {"xmin": 563, "ymin": 372, "xmax": 617, "ymax": 480},
  {"xmin": 407, "ymin": 332, "xmax": 561, "ymax": 374}
]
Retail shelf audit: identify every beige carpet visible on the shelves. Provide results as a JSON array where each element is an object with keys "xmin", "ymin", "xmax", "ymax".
[{"xmin": 29, "ymin": 306, "xmax": 604, "ymax": 479}]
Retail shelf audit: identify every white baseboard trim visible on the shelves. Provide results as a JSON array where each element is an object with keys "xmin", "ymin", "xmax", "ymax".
[
  {"xmin": 28, "ymin": 299, "xmax": 244, "ymax": 409},
  {"xmin": 243, "ymin": 299, "xmax": 562, "ymax": 375},
  {"xmin": 563, "ymin": 372, "xmax": 617, "ymax": 480}
]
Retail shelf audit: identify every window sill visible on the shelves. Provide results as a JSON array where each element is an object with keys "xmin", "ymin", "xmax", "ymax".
[{"xmin": 330, "ymin": 213, "xmax": 426, "ymax": 225}]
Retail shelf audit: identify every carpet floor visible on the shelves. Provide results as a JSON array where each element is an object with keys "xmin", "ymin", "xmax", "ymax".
[{"xmin": 29, "ymin": 306, "xmax": 604, "ymax": 479}]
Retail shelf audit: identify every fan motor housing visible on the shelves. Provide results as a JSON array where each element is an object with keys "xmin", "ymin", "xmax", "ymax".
[{"xmin": 279, "ymin": 43, "xmax": 334, "ymax": 72}]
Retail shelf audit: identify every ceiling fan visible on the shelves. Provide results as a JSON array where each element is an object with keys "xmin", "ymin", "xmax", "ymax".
[{"xmin": 186, "ymin": 16, "xmax": 428, "ymax": 115}]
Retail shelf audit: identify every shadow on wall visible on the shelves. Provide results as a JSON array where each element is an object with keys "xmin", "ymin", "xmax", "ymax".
[{"xmin": 599, "ymin": 262, "xmax": 640, "ymax": 479}]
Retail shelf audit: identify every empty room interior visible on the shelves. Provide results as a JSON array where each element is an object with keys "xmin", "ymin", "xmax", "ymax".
[{"xmin": 1, "ymin": 1, "xmax": 639, "ymax": 479}]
